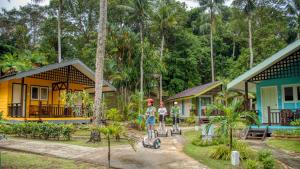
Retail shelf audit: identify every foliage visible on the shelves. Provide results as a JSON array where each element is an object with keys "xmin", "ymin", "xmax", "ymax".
[
  {"xmin": 1, "ymin": 122, "xmax": 75, "ymax": 140},
  {"xmin": 209, "ymin": 141, "xmax": 254, "ymax": 160},
  {"xmin": 266, "ymin": 139, "xmax": 300, "ymax": 153},
  {"xmin": 291, "ymin": 119, "xmax": 300, "ymax": 126},
  {"xmin": 206, "ymin": 92, "xmax": 258, "ymax": 150},
  {"xmin": 106, "ymin": 108, "xmax": 122, "ymax": 122},
  {"xmin": 272, "ymin": 129, "xmax": 300, "ymax": 136},
  {"xmin": 257, "ymin": 150, "xmax": 275, "ymax": 169},
  {"xmin": 185, "ymin": 114, "xmax": 196, "ymax": 126},
  {"xmin": 245, "ymin": 159, "xmax": 262, "ymax": 169},
  {"xmin": 192, "ymin": 136, "xmax": 224, "ymax": 147}
]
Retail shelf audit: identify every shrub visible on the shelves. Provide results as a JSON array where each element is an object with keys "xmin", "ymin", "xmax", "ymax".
[
  {"xmin": 210, "ymin": 141, "xmax": 254, "ymax": 160},
  {"xmin": 257, "ymin": 150, "xmax": 275, "ymax": 169},
  {"xmin": 246, "ymin": 159, "xmax": 261, "ymax": 169},
  {"xmin": 2, "ymin": 122, "xmax": 75, "ymax": 141},
  {"xmin": 165, "ymin": 117, "xmax": 172, "ymax": 125},
  {"xmin": 185, "ymin": 115, "xmax": 196, "ymax": 126},
  {"xmin": 272, "ymin": 129, "xmax": 300, "ymax": 136},
  {"xmin": 210, "ymin": 145, "xmax": 231, "ymax": 160},
  {"xmin": 192, "ymin": 135, "xmax": 225, "ymax": 147},
  {"xmin": 291, "ymin": 119, "xmax": 300, "ymax": 126}
]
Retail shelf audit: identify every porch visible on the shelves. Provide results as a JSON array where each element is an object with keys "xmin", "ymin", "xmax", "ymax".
[
  {"xmin": 7, "ymin": 103, "xmax": 90, "ymax": 118},
  {"xmin": 266, "ymin": 107, "xmax": 300, "ymax": 126}
]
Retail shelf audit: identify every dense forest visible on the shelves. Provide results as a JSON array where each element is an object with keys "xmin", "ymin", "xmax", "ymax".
[{"xmin": 0, "ymin": 0, "xmax": 299, "ymax": 99}]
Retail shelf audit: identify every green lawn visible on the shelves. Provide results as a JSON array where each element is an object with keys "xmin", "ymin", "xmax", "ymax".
[
  {"xmin": 182, "ymin": 130, "xmax": 233, "ymax": 169},
  {"xmin": 1, "ymin": 150, "xmax": 105, "ymax": 169},
  {"xmin": 266, "ymin": 139, "xmax": 300, "ymax": 153}
]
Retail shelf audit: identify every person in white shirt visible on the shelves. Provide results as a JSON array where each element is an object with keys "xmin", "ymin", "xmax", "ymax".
[{"xmin": 158, "ymin": 102, "xmax": 167, "ymax": 130}]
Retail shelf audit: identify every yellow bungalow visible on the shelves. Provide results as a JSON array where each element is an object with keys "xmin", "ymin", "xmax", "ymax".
[{"xmin": 0, "ymin": 59, "xmax": 116, "ymax": 123}]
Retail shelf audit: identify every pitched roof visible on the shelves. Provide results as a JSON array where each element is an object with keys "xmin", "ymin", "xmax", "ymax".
[
  {"xmin": 0, "ymin": 59, "xmax": 116, "ymax": 92},
  {"xmin": 227, "ymin": 39, "xmax": 300, "ymax": 92},
  {"xmin": 167, "ymin": 81, "xmax": 222, "ymax": 101}
]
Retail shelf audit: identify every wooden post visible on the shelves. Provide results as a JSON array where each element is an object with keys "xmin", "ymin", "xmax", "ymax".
[
  {"xmin": 268, "ymin": 106, "xmax": 271, "ymax": 126},
  {"xmin": 20, "ymin": 78, "xmax": 25, "ymax": 117},
  {"xmin": 244, "ymin": 81, "xmax": 249, "ymax": 110}
]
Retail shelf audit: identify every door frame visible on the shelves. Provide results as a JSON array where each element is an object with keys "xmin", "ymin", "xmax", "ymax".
[
  {"xmin": 11, "ymin": 83, "xmax": 27, "ymax": 117},
  {"xmin": 260, "ymin": 86, "xmax": 278, "ymax": 123}
]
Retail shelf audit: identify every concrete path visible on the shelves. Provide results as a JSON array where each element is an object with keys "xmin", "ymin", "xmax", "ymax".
[
  {"xmin": 0, "ymin": 135, "xmax": 208, "ymax": 169},
  {"xmin": 246, "ymin": 140, "xmax": 300, "ymax": 169}
]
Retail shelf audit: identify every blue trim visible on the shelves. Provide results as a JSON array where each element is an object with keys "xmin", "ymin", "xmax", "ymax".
[
  {"xmin": 251, "ymin": 125, "xmax": 300, "ymax": 133},
  {"xmin": 256, "ymin": 77, "xmax": 300, "ymax": 123},
  {"xmin": 182, "ymin": 100, "xmax": 185, "ymax": 115}
]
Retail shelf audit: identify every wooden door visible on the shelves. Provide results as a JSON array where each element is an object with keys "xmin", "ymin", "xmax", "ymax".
[{"xmin": 261, "ymin": 86, "xmax": 278, "ymax": 123}]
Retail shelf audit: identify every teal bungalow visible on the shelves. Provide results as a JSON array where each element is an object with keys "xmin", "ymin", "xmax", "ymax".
[
  {"xmin": 228, "ymin": 40, "xmax": 300, "ymax": 129},
  {"xmin": 166, "ymin": 81, "xmax": 222, "ymax": 119}
]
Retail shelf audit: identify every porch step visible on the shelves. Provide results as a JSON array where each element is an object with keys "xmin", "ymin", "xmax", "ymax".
[{"xmin": 245, "ymin": 127, "xmax": 268, "ymax": 141}]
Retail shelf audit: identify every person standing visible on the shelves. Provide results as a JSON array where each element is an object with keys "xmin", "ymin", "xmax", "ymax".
[
  {"xmin": 145, "ymin": 98, "xmax": 156, "ymax": 140},
  {"xmin": 171, "ymin": 101, "xmax": 180, "ymax": 130},
  {"xmin": 158, "ymin": 102, "xmax": 167, "ymax": 130}
]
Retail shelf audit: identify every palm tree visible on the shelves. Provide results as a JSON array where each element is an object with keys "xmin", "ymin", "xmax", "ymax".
[
  {"xmin": 207, "ymin": 97, "xmax": 258, "ymax": 151},
  {"xmin": 197, "ymin": 0, "xmax": 225, "ymax": 82},
  {"xmin": 119, "ymin": 0, "xmax": 150, "ymax": 114},
  {"xmin": 94, "ymin": 0, "xmax": 107, "ymax": 125},
  {"xmin": 152, "ymin": 0, "xmax": 177, "ymax": 102},
  {"xmin": 232, "ymin": 0, "xmax": 256, "ymax": 68},
  {"xmin": 286, "ymin": 0, "xmax": 300, "ymax": 39}
]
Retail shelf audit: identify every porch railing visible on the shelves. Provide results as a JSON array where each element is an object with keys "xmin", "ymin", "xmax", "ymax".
[
  {"xmin": 267, "ymin": 107, "xmax": 300, "ymax": 126},
  {"xmin": 29, "ymin": 104, "xmax": 87, "ymax": 118},
  {"xmin": 8, "ymin": 103, "xmax": 24, "ymax": 117}
]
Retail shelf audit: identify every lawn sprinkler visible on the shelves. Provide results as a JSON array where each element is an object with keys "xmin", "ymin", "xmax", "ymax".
[
  {"xmin": 142, "ymin": 116, "xmax": 161, "ymax": 149},
  {"xmin": 142, "ymin": 98, "xmax": 161, "ymax": 149}
]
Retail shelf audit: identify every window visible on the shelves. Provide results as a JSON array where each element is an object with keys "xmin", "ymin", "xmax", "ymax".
[
  {"xmin": 297, "ymin": 86, "xmax": 300, "ymax": 101},
  {"xmin": 31, "ymin": 86, "xmax": 48, "ymax": 100},
  {"xmin": 40, "ymin": 87, "xmax": 48, "ymax": 100},
  {"xmin": 31, "ymin": 86, "xmax": 39, "ymax": 100}
]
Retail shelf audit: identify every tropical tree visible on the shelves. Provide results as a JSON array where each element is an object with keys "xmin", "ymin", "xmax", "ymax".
[
  {"xmin": 120, "ymin": 0, "xmax": 150, "ymax": 114},
  {"xmin": 152, "ymin": 0, "xmax": 177, "ymax": 102},
  {"xmin": 285, "ymin": 0, "xmax": 300, "ymax": 39},
  {"xmin": 207, "ymin": 97, "xmax": 258, "ymax": 151},
  {"xmin": 197, "ymin": 0, "xmax": 225, "ymax": 82},
  {"xmin": 232, "ymin": 0, "xmax": 256, "ymax": 68},
  {"xmin": 94, "ymin": 0, "xmax": 107, "ymax": 125}
]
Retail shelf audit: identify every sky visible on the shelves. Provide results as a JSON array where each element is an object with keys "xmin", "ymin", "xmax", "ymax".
[{"xmin": 0, "ymin": 0, "xmax": 233, "ymax": 10}]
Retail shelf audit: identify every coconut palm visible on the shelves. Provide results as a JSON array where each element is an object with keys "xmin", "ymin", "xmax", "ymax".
[
  {"xmin": 232, "ymin": 0, "xmax": 256, "ymax": 68},
  {"xmin": 207, "ymin": 97, "xmax": 258, "ymax": 151},
  {"xmin": 197, "ymin": 0, "xmax": 225, "ymax": 82},
  {"xmin": 94, "ymin": 0, "xmax": 107, "ymax": 125},
  {"xmin": 152, "ymin": 0, "xmax": 177, "ymax": 102}
]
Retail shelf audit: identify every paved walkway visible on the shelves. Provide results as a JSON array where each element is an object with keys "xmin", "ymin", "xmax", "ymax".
[
  {"xmin": 246, "ymin": 140, "xmax": 300, "ymax": 169},
  {"xmin": 0, "ymin": 135, "xmax": 208, "ymax": 169}
]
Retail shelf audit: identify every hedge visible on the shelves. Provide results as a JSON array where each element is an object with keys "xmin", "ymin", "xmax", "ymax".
[{"xmin": 0, "ymin": 122, "xmax": 75, "ymax": 140}]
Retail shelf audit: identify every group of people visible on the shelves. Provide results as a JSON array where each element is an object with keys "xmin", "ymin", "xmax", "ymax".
[{"xmin": 145, "ymin": 98, "xmax": 181, "ymax": 140}]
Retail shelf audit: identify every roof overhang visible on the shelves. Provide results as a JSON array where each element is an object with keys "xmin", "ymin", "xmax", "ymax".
[
  {"xmin": 0, "ymin": 59, "xmax": 116, "ymax": 92},
  {"xmin": 227, "ymin": 40, "xmax": 300, "ymax": 93},
  {"xmin": 167, "ymin": 81, "xmax": 222, "ymax": 102}
]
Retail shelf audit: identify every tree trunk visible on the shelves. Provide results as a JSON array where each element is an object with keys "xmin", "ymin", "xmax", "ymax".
[
  {"xmin": 159, "ymin": 35, "xmax": 164, "ymax": 103},
  {"xmin": 57, "ymin": 0, "xmax": 62, "ymax": 63},
  {"xmin": 108, "ymin": 134, "xmax": 111, "ymax": 169},
  {"xmin": 139, "ymin": 23, "xmax": 144, "ymax": 115},
  {"xmin": 232, "ymin": 41, "xmax": 236, "ymax": 58},
  {"xmin": 94, "ymin": 0, "xmax": 107, "ymax": 125},
  {"xmin": 210, "ymin": 7, "xmax": 215, "ymax": 82},
  {"xmin": 248, "ymin": 16, "xmax": 254, "ymax": 68}
]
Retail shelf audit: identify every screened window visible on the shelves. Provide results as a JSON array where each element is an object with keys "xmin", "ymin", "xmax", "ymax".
[
  {"xmin": 40, "ymin": 87, "xmax": 48, "ymax": 100},
  {"xmin": 31, "ymin": 87, "xmax": 39, "ymax": 100},
  {"xmin": 284, "ymin": 87, "xmax": 294, "ymax": 101}
]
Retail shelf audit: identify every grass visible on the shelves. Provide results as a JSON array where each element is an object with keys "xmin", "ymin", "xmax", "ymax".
[
  {"xmin": 182, "ymin": 130, "xmax": 233, "ymax": 169},
  {"xmin": 1, "ymin": 150, "xmax": 105, "ymax": 169},
  {"xmin": 266, "ymin": 139, "xmax": 300, "ymax": 153}
]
